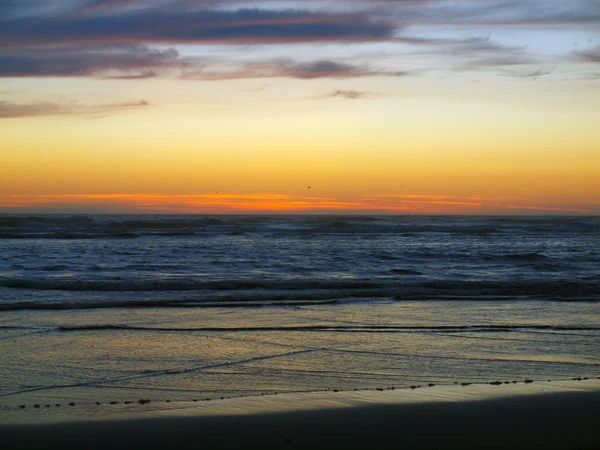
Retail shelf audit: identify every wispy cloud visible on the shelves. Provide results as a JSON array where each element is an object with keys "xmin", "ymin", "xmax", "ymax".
[
  {"xmin": 0, "ymin": 99, "xmax": 149, "ymax": 118},
  {"xmin": 182, "ymin": 59, "xmax": 408, "ymax": 80},
  {"xmin": 503, "ymin": 68, "xmax": 551, "ymax": 78},
  {"xmin": 328, "ymin": 89, "xmax": 372, "ymax": 99},
  {"xmin": 107, "ymin": 69, "xmax": 157, "ymax": 79},
  {"xmin": 75, "ymin": 0, "xmax": 137, "ymax": 15},
  {"xmin": 366, "ymin": 0, "xmax": 600, "ymax": 26}
]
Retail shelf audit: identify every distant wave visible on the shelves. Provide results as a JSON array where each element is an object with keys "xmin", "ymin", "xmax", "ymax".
[
  {"xmin": 2, "ymin": 215, "xmax": 598, "ymax": 239},
  {"xmin": 503, "ymin": 253, "xmax": 548, "ymax": 261},
  {"xmin": 389, "ymin": 268, "xmax": 423, "ymax": 275},
  {"xmin": 482, "ymin": 253, "xmax": 548, "ymax": 262}
]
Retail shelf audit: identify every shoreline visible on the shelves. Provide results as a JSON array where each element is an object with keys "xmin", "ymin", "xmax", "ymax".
[{"xmin": 2, "ymin": 379, "xmax": 599, "ymax": 449}]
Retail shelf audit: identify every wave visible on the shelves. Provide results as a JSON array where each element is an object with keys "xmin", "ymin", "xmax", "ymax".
[
  {"xmin": 389, "ymin": 268, "xmax": 423, "ymax": 275},
  {"xmin": 480, "ymin": 253, "xmax": 549, "ymax": 262},
  {"xmin": 0, "ymin": 277, "xmax": 597, "ymax": 296},
  {"xmin": 0, "ymin": 296, "xmax": 349, "ymax": 311},
  {"xmin": 31, "ymin": 265, "xmax": 69, "ymax": 271},
  {"xmin": 2, "ymin": 215, "xmax": 598, "ymax": 239},
  {"xmin": 56, "ymin": 324, "xmax": 600, "ymax": 333},
  {"xmin": 1, "ymin": 277, "xmax": 598, "ymax": 296},
  {"xmin": 0, "ymin": 278, "xmax": 379, "ymax": 292},
  {"xmin": 525, "ymin": 262, "xmax": 570, "ymax": 272},
  {"xmin": 1, "ymin": 280, "xmax": 598, "ymax": 311},
  {"xmin": 504, "ymin": 253, "xmax": 548, "ymax": 261}
]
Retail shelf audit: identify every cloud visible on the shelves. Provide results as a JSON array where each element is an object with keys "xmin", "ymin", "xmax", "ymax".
[
  {"xmin": 504, "ymin": 68, "xmax": 551, "ymax": 78},
  {"xmin": 288, "ymin": 60, "xmax": 365, "ymax": 79},
  {"xmin": 105, "ymin": 100, "xmax": 149, "ymax": 108},
  {"xmin": 0, "ymin": 46, "xmax": 411, "ymax": 81},
  {"xmin": 106, "ymin": 69, "xmax": 157, "ymax": 79},
  {"xmin": 366, "ymin": 0, "xmax": 600, "ymax": 26},
  {"xmin": 0, "ymin": 101, "xmax": 62, "ymax": 118},
  {"xmin": 0, "ymin": 8, "xmax": 396, "ymax": 46},
  {"xmin": 393, "ymin": 35, "xmax": 530, "ymax": 64},
  {"xmin": 577, "ymin": 46, "xmax": 600, "ymax": 64},
  {"xmin": 0, "ymin": 5, "xmax": 397, "ymax": 80},
  {"xmin": 329, "ymin": 89, "xmax": 371, "ymax": 99},
  {"xmin": 430, "ymin": 37, "xmax": 520, "ymax": 53},
  {"xmin": 459, "ymin": 55, "xmax": 535, "ymax": 71},
  {"xmin": 418, "ymin": 36, "xmax": 536, "ymax": 73},
  {"xmin": 3, "ymin": 1, "xmax": 598, "ymax": 32},
  {"xmin": 0, "ymin": 99, "xmax": 150, "ymax": 118},
  {"xmin": 75, "ymin": 0, "xmax": 137, "ymax": 15},
  {"xmin": 0, "ymin": 44, "xmax": 182, "ymax": 78},
  {"xmin": 182, "ymin": 58, "xmax": 408, "ymax": 80},
  {"xmin": 1, "ymin": 0, "xmax": 596, "ymax": 83}
]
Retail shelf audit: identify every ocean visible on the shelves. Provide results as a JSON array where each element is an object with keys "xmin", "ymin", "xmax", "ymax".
[{"xmin": 1, "ymin": 215, "xmax": 599, "ymax": 410}]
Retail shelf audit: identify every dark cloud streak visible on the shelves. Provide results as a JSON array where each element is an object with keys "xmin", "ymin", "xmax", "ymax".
[
  {"xmin": 0, "ymin": 9, "xmax": 396, "ymax": 45},
  {"xmin": 0, "ymin": 45, "xmax": 181, "ymax": 78}
]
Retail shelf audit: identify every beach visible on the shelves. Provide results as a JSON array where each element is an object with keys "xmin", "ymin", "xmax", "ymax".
[
  {"xmin": 3, "ymin": 0, "xmax": 600, "ymax": 443},
  {"xmin": 2, "ymin": 379, "xmax": 599, "ymax": 449}
]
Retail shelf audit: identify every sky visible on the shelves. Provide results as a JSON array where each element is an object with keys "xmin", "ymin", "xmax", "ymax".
[{"xmin": 1, "ymin": 0, "xmax": 599, "ymax": 214}]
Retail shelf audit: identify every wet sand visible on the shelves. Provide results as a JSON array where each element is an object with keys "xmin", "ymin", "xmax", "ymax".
[{"xmin": 2, "ymin": 380, "xmax": 599, "ymax": 449}]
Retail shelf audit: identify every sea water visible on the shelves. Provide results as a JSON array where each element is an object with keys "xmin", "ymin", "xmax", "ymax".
[{"xmin": 0, "ymin": 215, "xmax": 598, "ymax": 407}]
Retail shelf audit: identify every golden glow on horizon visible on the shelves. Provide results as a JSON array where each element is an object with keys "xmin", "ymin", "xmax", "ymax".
[
  {"xmin": 1, "ymin": 77, "xmax": 599, "ymax": 214},
  {"xmin": 0, "ymin": 193, "xmax": 593, "ymax": 214}
]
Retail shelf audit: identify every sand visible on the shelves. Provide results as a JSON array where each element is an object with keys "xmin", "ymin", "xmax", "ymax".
[{"xmin": 2, "ymin": 379, "xmax": 599, "ymax": 449}]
